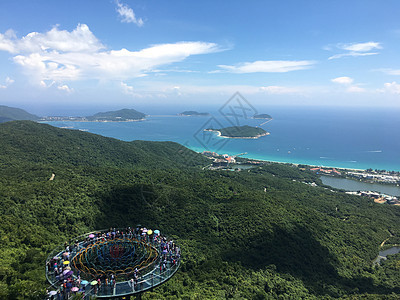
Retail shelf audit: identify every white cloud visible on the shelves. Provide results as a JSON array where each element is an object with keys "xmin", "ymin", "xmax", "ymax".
[
  {"xmin": 331, "ymin": 76, "xmax": 365, "ymax": 92},
  {"xmin": 0, "ymin": 24, "xmax": 103, "ymax": 54},
  {"xmin": 0, "ymin": 24, "xmax": 220, "ymax": 86},
  {"xmin": 121, "ymin": 81, "xmax": 134, "ymax": 94},
  {"xmin": 346, "ymin": 85, "xmax": 365, "ymax": 93},
  {"xmin": 0, "ymin": 77, "xmax": 14, "ymax": 89},
  {"xmin": 115, "ymin": 0, "xmax": 144, "ymax": 26},
  {"xmin": 339, "ymin": 42, "xmax": 382, "ymax": 52},
  {"xmin": 328, "ymin": 52, "xmax": 378, "ymax": 60},
  {"xmin": 331, "ymin": 76, "xmax": 353, "ymax": 85},
  {"xmin": 215, "ymin": 60, "xmax": 315, "ymax": 73},
  {"xmin": 377, "ymin": 68, "xmax": 400, "ymax": 75},
  {"xmin": 259, "ymin": 85, "xmax": 303, "ymax": 94},
  {"xmin": 327, "ymin": 41, "xmax": 382, "ymax": 60},
  {"xmin": 382, "ymin": 82, "xmax": 400, "ymax": 94},
  {"xmin": 57, "ymin": 84, "xmax": 73, "ymax": 93}
]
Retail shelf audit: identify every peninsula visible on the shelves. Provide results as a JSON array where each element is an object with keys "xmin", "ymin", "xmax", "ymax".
[
  {"xmin": 205, "ymin": 125, "xmax": 269, "ymax": 139},
  {"xmin": 178, "ymin": 111, "xmax": 210, "ymax": 116},
  {"xmin": 40, "ymin": 108, "xmax": 147, "ymax": 122}
]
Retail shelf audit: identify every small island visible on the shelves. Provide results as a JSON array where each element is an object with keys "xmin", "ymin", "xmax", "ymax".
[
  {"xmin": 205, "ymin": 125, "xmax": 269, "ymax": 139},
  {"xmin": 178, "ymin": 111, "xmax": 210, "ymax": 116},
  {"xmin": 253, "ymin": 113, "xmax": 272, "ymax": 119}
]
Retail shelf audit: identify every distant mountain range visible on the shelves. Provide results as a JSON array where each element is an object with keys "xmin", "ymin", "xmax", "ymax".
[{"xmin": 0, "ymin": 105, "xmax": 39, "ymax": 123}]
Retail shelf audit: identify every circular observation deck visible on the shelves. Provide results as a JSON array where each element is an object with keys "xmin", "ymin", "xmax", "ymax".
[{"xmin": 45, "ymin": 228, "xmax": 180, "ymax": 298}]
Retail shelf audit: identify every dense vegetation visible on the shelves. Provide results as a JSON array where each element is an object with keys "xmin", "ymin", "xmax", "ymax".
[
  {"xmin": 253, "ymin": 114, "xmax": 272, "ymax": 119},
  {"xmin": 179, "ymin": 111, "xmax": 210, "ymax": 116},
  {"xmin": 0, "ymin": 105, "xmax": 39, "ymax": 122},
  {"xmin": 86, "ymin": 108, "xmax": 146, "ymax": 121},
  {"xmin": 216, "ymin": 125, "xmax": 267, "ymax": 138},
  {"xmin": 0, "ymin": 121, "xmax": 400, "ymax": 299}
]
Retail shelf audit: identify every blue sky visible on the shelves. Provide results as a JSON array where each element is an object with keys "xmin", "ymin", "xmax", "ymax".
[{"xmin": 1, "ymin": 0, "xmax": 400, "ymax": 114}]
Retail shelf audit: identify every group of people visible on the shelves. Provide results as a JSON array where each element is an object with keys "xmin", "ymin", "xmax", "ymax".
[
  {"xmin": 45, "ymin": 257, "xmax": 83, "ymax": 299},
  {"xmin": 46, "ymin": 226, "xmax": 181, "ymax": 299}
]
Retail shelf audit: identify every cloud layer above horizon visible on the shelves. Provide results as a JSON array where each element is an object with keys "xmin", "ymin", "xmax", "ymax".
[{"xmin": 0, "ymin": 24, "xmax": 220, "ymax": 86}]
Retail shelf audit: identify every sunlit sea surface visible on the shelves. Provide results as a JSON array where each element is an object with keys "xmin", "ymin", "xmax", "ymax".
[{"xmin": 44, "ymin": 106, "xmax": 400, "ymax": 171}]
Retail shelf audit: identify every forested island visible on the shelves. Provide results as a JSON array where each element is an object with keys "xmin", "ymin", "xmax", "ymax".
[
  {"xmin": 253, "ymin": 113, "xmax": 272, "ymax": 119},
  {"xmin": 205, "ymin": 125, "xmax": 269, "ymax": 138},
  {"xmin": 1, "ymin": 121, "xmax": 400, "ymax": 299},
  {"xmin": 178, "ymin": 110, "xmax": 210, "ymax": 116}
]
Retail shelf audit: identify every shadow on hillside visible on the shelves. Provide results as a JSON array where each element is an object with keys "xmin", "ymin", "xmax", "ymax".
[
  {"xmin": 93, "ymin": 184, "xmax": 162, "ymax": 229},
  {"xmin": 223, "ymin": 224, "xmax": 400, "ymax": 297}
]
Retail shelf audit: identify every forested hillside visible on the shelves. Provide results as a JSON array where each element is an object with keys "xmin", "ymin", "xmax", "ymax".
[
  {"xmin": 0, "ymin": 105, "xmax": 39, "ymax": 123},
  {"xmin": 0, "ymin": 121, "xmax": 399, "ymax": 299}
]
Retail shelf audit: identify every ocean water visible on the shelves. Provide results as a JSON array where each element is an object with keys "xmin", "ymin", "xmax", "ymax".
[{"xmin": 44, "ymin": 106, "xmax": 400, "ymax": 171}]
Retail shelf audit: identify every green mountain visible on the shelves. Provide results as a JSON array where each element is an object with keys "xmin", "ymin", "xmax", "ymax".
[
  {"xmin": 1, "ymin": 121, "xmax": 400, "ymax": 299},
  {"xmin": 86, "ymin": 108, "xmax": 146, "ymax": 121},
  {"xmin": 0, "ymin": 105, "xmax": 39, "ymax": 123},
  {"xmin": 0, "ymin": 121, "xmax": 206, "ymax": 169}
]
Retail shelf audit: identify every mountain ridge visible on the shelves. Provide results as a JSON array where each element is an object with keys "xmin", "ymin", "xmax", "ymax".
[{"xmin": 0, "ymin": 105, "xmax": 39, "ymax": 122}]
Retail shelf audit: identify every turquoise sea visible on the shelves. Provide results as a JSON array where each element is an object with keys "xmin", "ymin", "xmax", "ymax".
[{"xmin": 45, "ymin": 106, "xmax": 400, "ymax": 171}]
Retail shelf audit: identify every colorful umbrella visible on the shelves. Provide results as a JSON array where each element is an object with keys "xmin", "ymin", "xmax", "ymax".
[
  {"xmin": 88, "ymin": 234, "xmax": 95, "ymax": 238},
  {"xmin": 49, "ymin": 291, "xmax": 57, "ymax": 296},
  {"xmin": 63, "ymin": 261, "xmax": 70, "ymax": 265},
  {"xmin": 71, "ymin": 287, "xmax": 79, "ymax": 292},
  {"xmin": 63, "ymin": 269, "xmax": 70, "ymax": 275},
  {"xmin": 65, "ymin": 266, "xmax": 71, "ymax": 270},
  {"xmin": 147, "ymin": 230, "xmax": 153, "ymax": 235},
  {"xmin": 154, "ymin": 230, "xmax": 160, "ymax": 235},
  {"xmin": 66, "ymin": 270, "xmax": 73, "ymax": 277},
  {"xmin": 81, "ymin": 280, "xmax": 89, "ymax": 286},
  {"xmin": 91, "ymin": 281, "xmax": 98, "ymax": 286},
  {"xmin": 53, "ymin": 256, "xmax": 60, "ymax": 260}
]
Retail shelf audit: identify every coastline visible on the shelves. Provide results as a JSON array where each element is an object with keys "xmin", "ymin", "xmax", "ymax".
[{"xmin": 191, "ymin": 146, "xmax": 367, "ymax": 172}]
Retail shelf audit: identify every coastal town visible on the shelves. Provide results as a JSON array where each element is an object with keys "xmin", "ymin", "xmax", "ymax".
[
  {"xmin": 307, "ymin": 166, "xmax": 400, "ymax": 185},
  {"xmin": 345, "ymin": 190, "xmax": 400, "ymax": 206},
  {"xmin": 202, "ymin": 151, "xmax": 400, "ymax": 206},
  {"xmin": 202, "ymin": 151, "xmax": 263, "ymax": 169}
]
